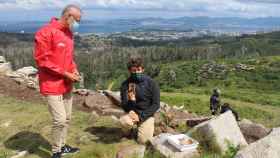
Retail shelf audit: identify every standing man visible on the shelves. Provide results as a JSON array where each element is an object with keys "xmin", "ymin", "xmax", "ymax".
[
  {"xmin": 120, "ymin": 57, "xmax": 160, "ymax": 144},
  {"xmin": 34, "ymin": 5, "xmax": 82, "ymax": 158},
  {"xmin": 210, "ymin": 88, "xmax": 221, "ymax": 115}
]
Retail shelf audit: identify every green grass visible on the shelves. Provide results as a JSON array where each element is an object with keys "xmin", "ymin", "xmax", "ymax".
[
  {"xmin": 0, "ymin": 96, "xmax": 143, "ymax": 158},
  {"xmin": 161, "ymin": 92, "xmax": 280, "ymax": 128},
  {"xmin": 2, "ymin": 58, "xmax": 280, "ymax": 158},
  {"xmin": 0, "ymin": 93, "xmax": 277, "ymax": 158},
  {"xmin": 156, "ymin": 56, "xmax": 280, "ymax": 104},
  {"xmin": 0, "ymin": 94, "xmax": 245, "ymax": 158},
  {"xmin": 155, "ymin": 55, "xmax": 280, "ymax": 128}
]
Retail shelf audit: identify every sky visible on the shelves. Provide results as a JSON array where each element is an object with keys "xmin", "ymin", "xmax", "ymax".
[{"xmin": 0, "ymin": 0, "xmax": 280, "ymax": 21}]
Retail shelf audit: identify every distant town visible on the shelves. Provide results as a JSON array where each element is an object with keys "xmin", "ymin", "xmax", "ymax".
[{"xmin": 103, "ymin": 28, "xmax": 280, "ymax": 41}]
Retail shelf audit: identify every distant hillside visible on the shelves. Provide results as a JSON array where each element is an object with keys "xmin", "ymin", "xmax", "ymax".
[
  {"xmin": 1, "ymin": 16, "xmax": 280, "ymax": 34},
  {"xmin": 1, "ymin": 31, "xmax": 280, "ymax": 89}
]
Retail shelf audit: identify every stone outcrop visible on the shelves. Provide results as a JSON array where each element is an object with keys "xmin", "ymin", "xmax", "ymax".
[
  {"xmin": 188, "ymin": 111, "xmax": 248, "ymax": 154},
  {"xmin": 235, "ymin": 127, "xmax": 280, "ymax": 158},
  {"xmin": 150, "ymin": 133, "xmax": 199, "ymax": 158},
  {"xmin": 239, "ymin": 119, "xmax": 271, "ymax": 144},
  {"xmin": 6, "ymin": 66, "xmax": 39, "ymax": 90},
  {"xmin": 116, "ymin": 145, "xmax": 146, "ymax": 158},
  {"xmin": 0, "ymin": 56, "xmax": 12, "ymax": 75}
]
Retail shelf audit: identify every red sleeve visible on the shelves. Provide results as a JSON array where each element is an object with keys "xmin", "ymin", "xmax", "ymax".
[{"xmin": 34, "ymin": 30, "xmax": 65, "ymax": 76}]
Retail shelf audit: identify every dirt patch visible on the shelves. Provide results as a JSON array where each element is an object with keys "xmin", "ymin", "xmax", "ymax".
[
  {"xmin": 0, "ymin": 75, "xmax": 43, "ymax": 103},
  {"xmin": 0, "ymin": 75, "xmax": 88, "ymax": 107}
]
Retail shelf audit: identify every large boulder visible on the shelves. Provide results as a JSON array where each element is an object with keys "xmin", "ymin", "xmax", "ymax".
[
  {"xmin": 15, "ymin": 66, "xmax": 38, "ymax": 77},
  {"xmin": 116, "ymin": 145, "xmax": 146, "ymax": 158},
  {"xmin": 188, "ymin": 111, "xmax": 248, "ymax": 154},
  {"xmin": 6, "ymin": 66, "xmax": 39, "ymax": 89},
  {"xmin": 8, "ymin": 66, "xmax": 38, "ymax": 78},
  {"xmin": 239, "ymin": 119, "xmax": 271, "ymax": 143},
  {"xmin": 150, "ymin": 133, "xmax": 199, "ymax": 158},
  {"xmin": 235, "ymin": 127, "xmax": 280, "ymax": 158},
  {"xmin": 186, "ymin": 117, "xmax": 212, "ymax": 127},
  {"xmin": 83, "ymin": 91, "xmax": 125, "ymax": 117}
]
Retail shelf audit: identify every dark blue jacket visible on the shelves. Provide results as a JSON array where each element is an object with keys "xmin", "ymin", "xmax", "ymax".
[
  {"xmin": 210, "ymin": 94, "xmax": 220, "ymax": 110},
  {"xmin": 120, "ymin": 75, "xmax": 160, "ymax": 122}
]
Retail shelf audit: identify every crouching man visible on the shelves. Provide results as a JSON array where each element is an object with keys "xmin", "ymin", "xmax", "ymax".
[{"xmin": 120, "ymin": 57, "xmax": 160, "ymax": 144}]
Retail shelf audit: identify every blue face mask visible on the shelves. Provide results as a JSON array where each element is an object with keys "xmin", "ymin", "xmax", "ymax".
[{"xmin": 72, "ymin": 20, "xmax": 80, "ymax": 31}]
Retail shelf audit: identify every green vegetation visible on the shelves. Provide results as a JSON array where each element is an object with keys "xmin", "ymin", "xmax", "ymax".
[
  {"xmin": 1, "ymin": 31, "xmax": 280, "ymax": 157},
  {"xmin": 154, "ymin": 56, "xmax": 280, "ymax": 127},
  {"xmin": 2, "ymin": 31, "xmax": 280, "ymax": 89},
  {"xmin": 0, "ymin": 94, "xmax": 247, "ymax": 158},
  {"xmin": 0, "ymin": 96, "xmax": 139, "ymax": 158}
]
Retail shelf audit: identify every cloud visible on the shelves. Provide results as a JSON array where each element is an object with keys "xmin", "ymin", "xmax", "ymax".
[
  {"xmin": 236, "ymin": 0, "xmax": 280, "ymax": 4},
  {"xmin": 0, "ymin": 0, "xmax": 279, "ymax": 18}
]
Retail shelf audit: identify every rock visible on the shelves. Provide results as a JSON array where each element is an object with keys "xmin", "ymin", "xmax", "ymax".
[
  {"xmin": 235, "ymin": 64, "xmax": 255, "ymax": 71},
  {"xmin": 150, "ymin": 133, "xmax": 199, "ymax": 158},
  {"xmin": 73, "ymin": 89, "xmax": 92, "ymax": 96},
  {"xmin": 116, "ymin": 145, "xmax": 146, "ymax": 158},
  {"xmin": 6, "ymin": 66, "xmax": 39, "ymax": 90},
  {"xmin": 235, "ymin": 127, "xmax": 280, "ymax": 158},
  {"xmin": 11, "ymin": 151, "xmax": 29, "ymax": 158},
  {"xmin": 270, "ymin": 127, "xmax": 280, "ymax": 135},
  {"xmin": 0, "ymin": 56, "xmax": 6, "ymax": 63},
  {"xmin": 198, "ymin": 62, "xmax": 228, "ymax": 80},
  {"xmin": 12, "ymin": 77, "xmax": 25, "ymax": 84},
  {"xmin": 173, "ymin": 105, "xmax": 184, "ymax": 110},
  {"xmin": 15, "ymin": 66, "xmax": 38, "ymax": 77},
  {"xmin": 103, "ymin": 90, "xmax": 121, "ymax": 106},
  {"xmin": 168, "ymin": 109, "xmax": 195, "ymax": 128},
  {"xmin": 83, "ymin": 91, "xmax": 125, "ymax": 117},
  {"xmin": 0, "ymin": 62, "xmax": 12, "ymax": 75},
  {"xmin": 7, "ymin": 66, "xmax": 37, "ymax": 78},
  {"xmin": 26, "ymin": 76, "xmax": 39, "ymax": 90},
  {"xmin": 160, "ymin": 102, "xmax": 171, "ymax": 113},
  {"xmin": 101, "ymin": 108, "xmax": 125, "ymax": 116},
  {"xmin": 239, "ymin": 119, "xmax": 271, "ymax": 143},
  {"xmin": 186, "ymin": 117, "xmax": 212, "ymax": 127},
  {"xmin": 188, "ymin": 111, "xmax": 248, "ymax": 154}
]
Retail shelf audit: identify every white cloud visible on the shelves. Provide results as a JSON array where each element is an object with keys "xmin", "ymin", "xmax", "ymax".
[{"xmin": 0, "ymin": 0, "xmax": 279, "ymax": 18}]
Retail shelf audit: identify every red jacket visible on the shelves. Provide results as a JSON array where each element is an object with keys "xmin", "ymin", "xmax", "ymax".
[{"xmin": 34, "ymin": 18, "xmax": 77, "ymax": 95}]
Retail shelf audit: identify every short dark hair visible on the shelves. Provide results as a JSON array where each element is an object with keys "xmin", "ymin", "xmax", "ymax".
[
  {"xmin": 62, "ymin": 4, "xmax": 81, "ymax": 16},
  {"xmin": 127, "ymin": 57, "xmax": 144, "ymax": 69}
]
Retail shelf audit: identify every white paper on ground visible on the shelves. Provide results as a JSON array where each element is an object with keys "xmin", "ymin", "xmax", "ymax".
[{"xmin": 167, "ymin": 134, "xmax": 199, "ymax": 152}]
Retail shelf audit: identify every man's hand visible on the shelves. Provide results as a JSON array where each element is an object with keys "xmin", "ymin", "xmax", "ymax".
[
  {"xmin": 128, "ymin": 91, "xmax": 136, "ymax": 101},
  {"xmin": 64, "ymin": 71, "xmax": 81, "ymax": 82},
  {"xmin": 128, "ymin": 83, "xmax": 136, "ymax": 101},
  {"xmin": 73, "ymin": 69, "xmax": 80, "ymax": 76},
  {"xmin": 129, "ymin": 111, "xmax": 140, "ymax": 123}
]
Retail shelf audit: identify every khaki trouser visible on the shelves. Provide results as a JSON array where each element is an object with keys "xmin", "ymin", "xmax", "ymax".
[
  {"xmin": 120, "ymin": 114, "xmax": 155, "ymax": 144},
  {"xmin": 46, "ymin": 92, "xmax": 73, "ymax": 153}
]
